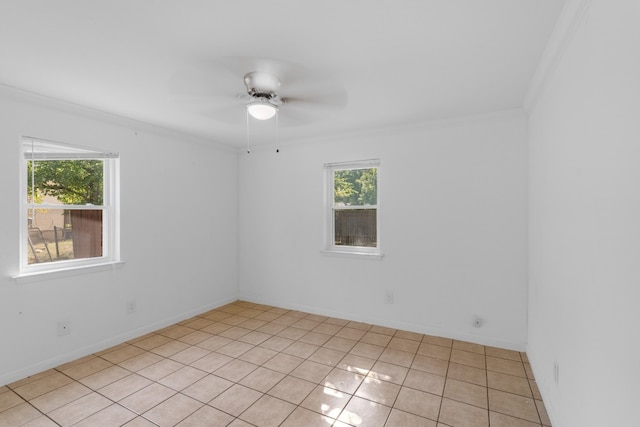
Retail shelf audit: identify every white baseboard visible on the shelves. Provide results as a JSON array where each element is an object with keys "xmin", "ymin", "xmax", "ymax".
[
  {"xmin": 239, "ymin": 295, "xmax": 526, "ymax": 351},
  {"xmin": 525, "ymin": 345, "xmax": 558, "ymax": 427},
  {"xmin": 0, "ymin": 295, "xmax": 237, "ymax": 387}
]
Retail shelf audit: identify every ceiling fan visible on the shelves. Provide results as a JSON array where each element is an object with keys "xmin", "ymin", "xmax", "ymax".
[
  {"xmin": 169, "ymin": 56, "xmax": 348, "ymax": 127},
  {"xmin": 242, "ymin": 71, "xmax": 282, "ymax": 121}
]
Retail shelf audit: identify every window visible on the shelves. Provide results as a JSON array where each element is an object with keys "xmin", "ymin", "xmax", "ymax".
[
  {"xmin": 325, "ymin": 160, "xmax": 380, "ymax": 255},
  {"xmin": 19, "ymin": 137, "xmax": 120, "ymax": 275}
]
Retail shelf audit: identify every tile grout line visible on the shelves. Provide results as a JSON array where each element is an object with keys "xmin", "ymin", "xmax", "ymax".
[
  {"xmin": 485, "ymin": 344, "xmax": 490, "ymax": 427},
  {"xmin": 56, "ymin": 360, "xmax": 167, "ymax": 427},
  {"xmin": 4, "ymin": 384, "xmax": 62, "ymax": 427},
  {"xmin": 2, "ymin": 301, "xmax": 550, "ymax": 427},
  {"xmin": 176, "ymin": 307, "xmax": 329, "ymax": 425},
  {"xmin": 523, "ymin": 350, "xmax": 544, "ymax": 426}
]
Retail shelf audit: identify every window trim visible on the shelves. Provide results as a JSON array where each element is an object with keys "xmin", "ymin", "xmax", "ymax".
[
  {"xmin": 324, "ymin": 159, "xmax": 381, "ymax": 257},
  {"xmin": 17, "ymin": 136, "xmax": 120, "ymax": 277}
]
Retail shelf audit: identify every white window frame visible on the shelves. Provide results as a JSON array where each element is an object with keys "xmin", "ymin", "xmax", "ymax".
[
  {"xmin": 18, "ymin": 136, "xmax": 120, "ymax": 276},
  {"xmin": 324, "ymin": 159, "xmax": 381, "ymax": 257}
]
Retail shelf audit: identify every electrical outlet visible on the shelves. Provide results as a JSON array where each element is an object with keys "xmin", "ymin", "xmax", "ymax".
[
  {"xmin": 384, "ymin": 291, "xmax": 394, "ymax": 304},
  {"xmin": 126, "ymin": 300, "xmax": 137, "ymax": 314},
  {"xmin": 57, "ymin": 320, "xmax": 71, "ymax": 336}
]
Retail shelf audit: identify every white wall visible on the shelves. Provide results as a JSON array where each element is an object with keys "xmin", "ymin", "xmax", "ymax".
[
  {"xmin": 0, "ymin": 88, "xmax": 239, "ymax": 386},
  {"xmin": 239, "ymin": 111, "xmax": 529, "ymax": 350},
  {"xmin": 528, "ymin": 1, "xmax": 640, "ymax": 425}
]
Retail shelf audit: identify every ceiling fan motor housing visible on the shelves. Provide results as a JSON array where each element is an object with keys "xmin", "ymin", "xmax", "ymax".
[{"xmin": 244, "ymin": 71, "xmax": 280, "ymax": 100}]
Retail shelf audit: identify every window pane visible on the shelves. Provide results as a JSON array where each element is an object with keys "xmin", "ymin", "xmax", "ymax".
[
  {"xmin": 26, "ymin": 158, "xmax": 105, "ymax": 264},
  {"xmin": 334, "ymin": 208, "xmax": 377, "ymax": 247},
  {"xmin": 27, "ymin": 208, "xmax": 103, "ymax": 264},
  {"xmin": 334, "ymin": 168, "xmax": 377, "ymax": 206},
  {"xmin": 28, "ymin": 159, "xmax": 104, "ymax": 205}
]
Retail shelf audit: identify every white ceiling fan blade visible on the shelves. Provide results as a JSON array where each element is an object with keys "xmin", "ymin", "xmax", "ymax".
[
  {"xmin": 216, "ymin": 56, "xmax": 309, "ymax": 86},
  {"xmin": 169, "ymin": 55, "xmax": 347, "ymax": 126},
  {"xmin": 279, "ymin": 74, "xmax": 347, "ymax": 111}
]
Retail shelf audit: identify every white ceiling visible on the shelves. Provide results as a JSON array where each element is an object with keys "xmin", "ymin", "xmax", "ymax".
[{"xmin": 0, "ymin": 1, "xmax": 564, "ymax": 147}]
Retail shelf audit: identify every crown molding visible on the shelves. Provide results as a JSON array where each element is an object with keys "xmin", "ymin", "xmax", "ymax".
[
  {"xmin": 241, "ymin": 108, "xmax": 528, "ymax": 153},
  {"xmin": 0, "ymin": 83, "xmax": 237, "ymax": 153},
  {"xmin": 523, "ymin": 0, "xmax": 593, "ymax": 112}
]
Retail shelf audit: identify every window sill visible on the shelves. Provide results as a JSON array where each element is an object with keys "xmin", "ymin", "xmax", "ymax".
[
  {"xmin": 321, "ymin": 250, "xmax": 384, "ymax": 260},
  {"xmin": 12, "ymin": 261, "xmax": 126, "ymax": 283}
]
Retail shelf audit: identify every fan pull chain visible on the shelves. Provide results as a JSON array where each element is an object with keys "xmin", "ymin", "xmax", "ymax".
[
  {"xmin": 275, "ymin": 109, "xmax": 279, "ymax": 153},
  {"xmin": 246, "ymin": 108, "xmax": 251, "ymax": 154}
]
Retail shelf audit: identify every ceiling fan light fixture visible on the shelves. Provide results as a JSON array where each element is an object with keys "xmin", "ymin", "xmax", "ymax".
[{"xmin": 247, "ymin": 100, "xmax": 278, "ymax": 120}]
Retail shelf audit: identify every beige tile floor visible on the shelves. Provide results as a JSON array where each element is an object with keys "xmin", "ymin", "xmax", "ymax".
[{"xmin": 0, "ymin": 301, "xmax": 552, "ymax": 427}]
